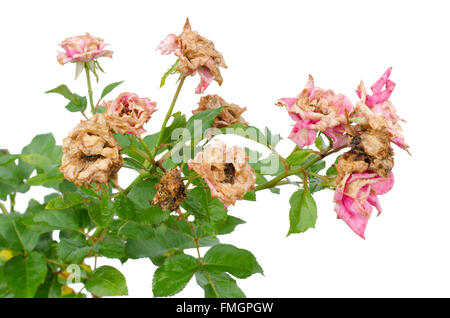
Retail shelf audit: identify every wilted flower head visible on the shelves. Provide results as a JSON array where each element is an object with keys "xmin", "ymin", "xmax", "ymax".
[
  {"xmin": 157, "ymin": 18, "xmax": 227, "ymax": 94},
  {"xmin": 333, "ymin": 128, "xmax": 395, "ymax": 238},
  {"xmin": 334, "ymin": 171, "xmax": 394, "ymax": 239},
  {"xmin": 355, "ymin": 68, "xmax": 408, "ymax": 151},
  {"xmin": 193, "ymin": 94, "xmax": 248, "ymax": 128},
  {"xmin": 277, "ymin": 75, "xmax": 353, "ymax": 149},
  {"xmin": 60, "ymin": 114, "xmax": 123, "ymax": 189},
  {"xmin": 103, "ymin": 92, "xmax": 157, "ymax": 136},
  {"xmin": 57, "ymin": 33, "xmax": 113, "ymax": 65},
  {"xmin": 151, "ymin": 168, "xmax": 187, "ymax": 211},
  {"xmin": 188, "ymin": 141, "xmax": 255, "ymax": 207}
]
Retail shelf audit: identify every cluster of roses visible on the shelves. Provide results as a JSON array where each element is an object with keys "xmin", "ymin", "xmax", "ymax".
[
  {"xmin": 56, "ymin": 18, "xmax": 407, "ymax": 239},
  {"xmin": 277, "ymin": 68, "xmax": 408, "ymax": 238}
]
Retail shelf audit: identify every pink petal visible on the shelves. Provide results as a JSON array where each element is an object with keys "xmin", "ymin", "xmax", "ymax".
[
  {"xmin": 288, "ymin": 121, "xmax": 316, "ymax": 148},
  {"xmin": 195, "ymin": 67, "xmax": 215, "ymax": 94},
  {"xmin": 335, "ymin": 199, "xmax": 369, "ymax": 239},
  {"xmin": 324, "ymin": 125, "xmax": 348, "ymax": 149},
  {"xmin": 371, "ymin": 172, "xmax": 394, "ymax": 195},
  {"xmin": 156, "ymin": 34, "xmax": 178, "ymax": 55}
]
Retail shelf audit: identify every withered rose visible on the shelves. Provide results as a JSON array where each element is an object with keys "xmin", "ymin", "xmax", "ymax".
[
  {"xmin": 188, "ymin": 141, "xmax": 255, "ymax": 207},
  {"xmin": 57, "ymin": 33, "xmax": 113, "ymax": 65},
  {"xmin": 193, "ymin": 94, "xmax": 248, "ymax": 128},
  {"xmin": 157, "ymin": 18, "xmax": 227, "ymax": 94},
  {"xmin": 103, "ymin": 92, "xmax": 157, "ymax": 136},
  {"xmin": 60, "ymin": 114, "xmax": 123, "ymax": 188},
  {"xmin": 355, "ymin": 68, "xmax": 408, "ymax": 151},
  {"xmin": 277, "ymin": 75, "xmax": 354, "ymax": 149},
  {"xmin": 151, "ymin": 168, "xmax": 187, "ymax": 211}
]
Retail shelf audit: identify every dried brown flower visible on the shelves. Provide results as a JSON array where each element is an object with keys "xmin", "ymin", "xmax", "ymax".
[
  {"xmin": 188, "ymin": 141, "xmax": 256, "ymax": 207},
  {"xmin": 335, "ymin": 129, "xmax": 394, "ymax": 188},
  {"xmin": 193, "ymin": 94, "xmax": 248, "ymax": 128},
  {"xmin": 60, "ymin": 114, "xmax": 123, "ymax": 188},
  {"xmin": 151, "ymin": 168, "xmax": 187, "ymax": 211}
]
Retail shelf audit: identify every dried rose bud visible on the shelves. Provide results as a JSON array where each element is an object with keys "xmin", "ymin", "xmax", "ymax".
[
  {"xmin": 103, "ymin": 92, "xmax": 157, "ymax": 136},
  {"xmin": 157, "ymin": 18, "xmax": 227, "ymax": 94},
  {"xmin": 277, "ymin": 75, "xmax": 353, "ymax": 149},
  {"xmin": 60, "ymin": 114, "xmax": 123, "ymax": 188},
  {"xmin": 188, "ymin": 141, "xmax": 255, "ymax": 207},
  {"xmin": 57, "ymin": 33, "xmax": 113, "ymax": 65},
  {"xmin": 151, "ymin": 168, "xmax": 187, "ymax": 211},
  {"xmin": 193, "ymin": 94, "xmax": 248, "ymax": 128}
]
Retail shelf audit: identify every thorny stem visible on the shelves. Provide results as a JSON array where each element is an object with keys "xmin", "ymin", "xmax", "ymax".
[
  {"xmin": 84, "ymin": 62, "xmax": 95, "ymax": 115},
  {"xmin": 154, "ymin": 74, "xmax": 186, "ymax": 152},
  {"xmin": 255, "ymin": 144, "xmax": 347, "ymax": 192}
]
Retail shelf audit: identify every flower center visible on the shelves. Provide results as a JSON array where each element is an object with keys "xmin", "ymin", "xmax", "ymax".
[{"xmin": 223, "ymin": 163, "xmax": 235, "ymax": 184}]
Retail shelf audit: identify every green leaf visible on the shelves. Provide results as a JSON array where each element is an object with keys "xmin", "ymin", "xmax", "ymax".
[
  {"xmin": 93, "ymin": 235, "xmax": 125, "ymax": 259},
  {"xmin": 160, "ymin": 59, "xmax": 180, "ymax": 88},
  {"xmin": 27, "ymin": 168, "xmax": 63, "ymax": 187},
  {"xmin": 101, "ymin": 81, "xmax": 124, "ymax": 99},
  {"xmin": 118, "ymin": 222, "xmax": 155, "ymax": 240},
  {"xmin": 57, "ymin": 234, "xmax": 90, "ymax": 264},
  {"xmin": 45, "ymin": 84, "xmax": 74, "ymax": 101},
  {"xmin": 0, "ymin": 214, "xmax": 40, "ymax": 252},
  {"xmin": 203, "ymin": 244, "xmax": 263, "ymax": 279},
  {"xmin": 181, "ymin": 187, "xmax": 227, "ymax": 235},
  {"xmin": 152, "ymin": 254, "xmax": 198, "ymax": 297},
  {"xmin": 33, "ymin": 209, "xmax": 82, "ymax": 231},
  {"xmin": 65, "ymin": 94, "xmax": 87, "ymax": 112},
  {"xmin": 286, "ymin": 150, "xmax": 311, "ymax": 166},
  {"xmin": 85, "ymin": 266, "xmax": 128, "ymax": 297},
  {"xmin": 185, "ymin": 107, "xmax": 224, "ymax": 141},
  {"xmin": 87, "ymin": 198, "xmax": 114, "ymax": 226},
  {"xmin": 218, "ymin": 216, "xmax": 246, "ymax": 235},
  {"xmin": 3, "ymin": 252, "xmax": 47, "ymax": 298},
  {"xmin": 45, "ymin": 192, "xmax": 85, "ymax": 210},
  {"xmin": 127, "ymin": 179, "xmax": 158, "ymax": 209},
  {"xmin": 288, "ymin": 189, "xmax": 317, "ymax": 235},
  {"xmin": 35, "ymin": 272, "xmax": 62, "ymax": 298},
  {"xmin": 20, "ymin": 154, "xmax": 52, "ymax": 169},
  {"xmin": 195, "ymin": 271, "xmax": 245, "ymax": 298},
  {"xmin": 243, "ymin": 190, "xmax": 256, "ymax": 201},
  {"xmin": 114, "ymin": 194, "xmax": 136, "ymax": 220}
]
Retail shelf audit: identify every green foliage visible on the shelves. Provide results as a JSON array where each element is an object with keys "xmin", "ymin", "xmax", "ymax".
[
  {"xmin": 288, "ymin": 189, "xmax": 317, "ymax": 235},
  {"xmin": 85, "ymin": 266, "xmax": 128, "ymax": 296},
  {"xmin": 46, "ymin": 85, "xmax": 87, "ymax": 113},
  {"xmin": 101, "ymin": 81, "xmax": 124, "ymax": 99}
]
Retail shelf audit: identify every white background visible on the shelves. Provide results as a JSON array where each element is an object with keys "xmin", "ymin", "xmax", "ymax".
[{"xmin": 0, "ymin": 0, "xmax": 449, "ymax": 297}]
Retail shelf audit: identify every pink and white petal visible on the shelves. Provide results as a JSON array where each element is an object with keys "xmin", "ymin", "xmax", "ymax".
[
  {"xmin": 370, "ymin": 67, "xmax": 392, "ymax": 94},
  {"xmin": 156, "ymin": 34, "xmax": 178, "ymax": 55},
  {"xmin": 324, "ymin": 125, "xmax": 348, "ymax": 149},
  {"xmin": 289, "ymin": 121, "xmax": 316, "ymax": 148},
  {"xmin": 367, "ymin": 193, "xmax": 382, "ymax": 215},
  {"xmin": 195, "ymin": 67, "xmax": 214, "ymax": 94}
]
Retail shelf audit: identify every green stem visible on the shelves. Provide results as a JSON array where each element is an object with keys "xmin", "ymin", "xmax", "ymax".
[
  {"xmin": 137, "ymin": 136, "xmax": 157, "ymax": 167},
  {"xmin": 123, "ymin": 172, "xmax": 152, "ymax": 195},
  {"xmin": 9, "ymin": 193, "xmax": 15, "ymax": 213},
  {"xmin": 84, "ymin": 62, "xmax": 95, "ymax": 115},
  {"xmin": 0, "ymin": 202, "xmax": 7, "ymax": 214},
  {"xmin": 154, "ymin": 74, "xmax": 186, "ymax": 151}
]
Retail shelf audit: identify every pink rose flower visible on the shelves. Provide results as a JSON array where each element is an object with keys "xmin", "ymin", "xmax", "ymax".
[
  {"xmin": 277, "ymin": 75, "xmax": 353, "ymax": 149},
  {"xmin": 355, "ymin": 68, "xmax": 408, "ymax": 151},
  {"xmin": 57, "ymin": 33, "xmax": 113, "ymax": 65},
  {"xmin": 103, "ymin": 92, "xmax": 157, "ymax": 136},
  {"xmin": 334, "ymin": 170, "xmax": 394, "ymax": 239}
]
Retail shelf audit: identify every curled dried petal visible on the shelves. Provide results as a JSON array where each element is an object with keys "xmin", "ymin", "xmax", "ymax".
[
  {"xmin": 151, "ymin": 168, "xmax": 186, "ymax": 211},
  {"xmin": 188, "ymin": 141, "xmax": 255, "ymax": 207},
  {"xmin": 193, "ymin": 94, "xmax": 248, "ymax": 128},
  {"xmin": 60, "ymin": 114, "xmax": 123, "ymax": 188},
  {"xmin": 103, "ymin": 92, "xmax": 157, "ymax": 136}
]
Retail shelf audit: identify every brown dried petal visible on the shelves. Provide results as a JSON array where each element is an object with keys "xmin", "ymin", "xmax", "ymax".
[
  {"xmin": 175, "ymin": 18, "xmax": 227, "ymax": 82},
  {"xmin": 151, "ymin": 168, "xmax": 187, "ymax": 211},
  {"xmin": 60, "ymin": 114, "xmax": 123, "ymax": 188},
  {"xmin": 188, "ymin": 141, "xmax": 255, "ymax": 207},
  {"xmin": 193, "ymin": 94, "xmax": 248, "ymax": 128}
]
